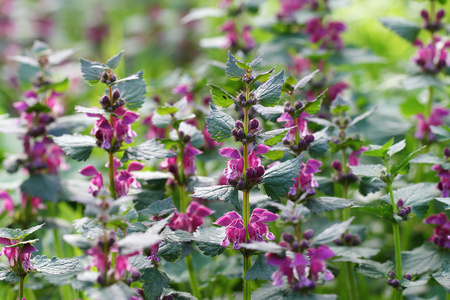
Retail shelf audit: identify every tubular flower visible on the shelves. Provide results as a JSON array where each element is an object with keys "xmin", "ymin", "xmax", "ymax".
[
  {"xmin": 160, "ymin": 143, "xmax": 202, "ymax": 178},
  {"xmin": 288, "ymin": 159, "xmax": 322, "ymax": 197},
  {"xmin": 412, "ymin": 38, "xmax": 450, "ymax": 74},
  {"xmin": 304, "ymin": 18, "xmax": 346, "ymax": 50},
  {"xmin": 431, "ymin": 164, "xmax": 450, "ymax": 197},
  {"xmin": 169, "ymin": 201, "xmax": 214, "ymax": 233},
  {"xmin": 0, "ymin": 238, "xmax": 37, "ymax": 273},
  {"xmin": 0, "ymin": 190, "xmax": 14, "ymax": 216},
  {"xmin": 215, "ymin": 208, "xmax": 278, "ymax": 250},
  {"xmin": 277, "ymin": 111, "xmax": 310, "ymax": 144},
  {"xmin": 414, "ymin": 107, "xmax": 450, "ymax": 141},
  {"xmin": 349, "ymin": 146, "xmax": 368, "ymax": 166},
  {"xmin": 423, "ymin": 213, "xmax": 450, "ymax": 248}
]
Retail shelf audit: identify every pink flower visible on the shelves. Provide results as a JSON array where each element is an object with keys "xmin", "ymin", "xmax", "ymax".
[
  {"xmin": 215, "ymin": 208, "xmax": 278, "ymax": 249},
  {"xmin": 349, "ymin": 146, "xmax": 368, "ymax": 166},
  {"xmin": 431, "ymin": 164, "xmax": 450, "ymax": 197},
  {"xmin": 169, "ymin": 201, "xmax": 214, "ymax": 233},
  {"xmin": 21, "ymin": 192, "xmax": 44, "ymax": 214},
  {"xmin": 0, "ymin": 238, "xmax": 37, "ymax": 272},
  {"xmin": 414, "ymin": 107, "xmax": 450, "ymax": 141},
  {"xmin": 288, "ymin": 159, "xmax": 321, "ymax": 197},
  {"xmin": 219, "ymin": 145, "xmax": 269, "ymax": 187},
  {"xmin": 423, "ymin": 213, "xmax": 450, "ymax": 248},
  {"xmin": 142, "ymin": 114, "xmax": 166, "ymax": 139},
  {"xmin": 147, "ymin": 242, "xmax": 160, "ymax": 262},
  {"xmin": 242, "ymin": 26, "xmax": 256, "ymax": 49},
  {"xmin": 161, "ymin": 143, "xmax": 202, "ymax": 178},
  {"xmin": 328, "ymin": 82, "xmax": 348, "ymax": 102},
  {"xmin": 412, "ymin": 38, "xmax": 450, "ymax": 74},
  {"xmin": 277, "ymin": 112, "xmax": 310, "ymax": 144},
  {"xmin": 221, "ymin": 20, "xmax": 239, "ymax": 48},
  {"xmin": 307, "ymin": 245, "xmax": 335, "ymax": 281},
  {"xmin": 172, "ymin": 84, "xmax": 194, "ymax": 103},
  {"xmin": 0, "ymin": 190, "xmax": 14, "ymax": 216},
  {"xmin": 305, "ymin": 18, "xmax": 346, "ymax": 50}
]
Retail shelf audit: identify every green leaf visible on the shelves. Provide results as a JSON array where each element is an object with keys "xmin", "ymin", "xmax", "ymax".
[
  {"xmin": 400, "ymin": 275, "xmax": 430, "ymax": 288},
  {"xmin": 314, "ymin": 217, "xmax": 354, "ymax": 244},
  {"xmin": 249, "ymin": 54, "xmax": 263, "ymax": 69},
  {"xmin": 52, "ymin": 134, "xmax": 96, "ymax": 161},
  {"xmin": 191, "ymin": 185, "xmax": 240, "ymax": 212},
  {"xmin": 118, "ymin": 229, "xmax": 163, "ymax": 255},
  {"xmin": 80, "ymin": 58, "xmax": 105, "ymax": 85},
  {"xmin": 431, "ymin": 125, "xmax": 450, "ymax": 142},
  {"xmin": 122, "ymin": 139, "xmax": 176, "ymax": 162},
  {"xmin": 294, "ymin": 69, "xmax": 319, "ymax": 90},
  {"xmin": 329, "ymin": 138, "xmax": 364, "ymax": 154},
  {"xmin": 73, "ymin": 217, "xmax": 103, "ymax": 239},
  {"xmin": 240, "ymin": 241, "xmax": 286, "ymax": 255},
  {"xmin": 355, "ymin": 259, "xmax": 393, "ymax": 278},
  {"xmin": 402, "ymin": 244, "xmax": 450, "ymax": 275},
  {"xmin": 387, "ymin": 139, "xmax": 406, "ymax": 156},
  {"xmin": 410, "ymin": 153, "xmax": 446, "ymax": 165},
  {"xmin": 263, "ymin": 156, "xmax": 303, "ymax": 200},
  {"xmin": 209, "ymin": 84, "xmax": 235, "ymax": 108},
  {"xmin": 330, "ymin": 94, "xmax": 350, "ymax": 114},
  {"xmin": 236, "ymin": 60, "xmax": 251, "ymax": 71},
  {"xmin": 181, "ymin": 7, "xmax": 225, "ymax": 23},
  {"xmin": 432, "ymin": 260, "xmax": 450, "ymax": 293},
  {"xmin": 21, "ymin": 174, "xmax": 61, "ymax": 202},
  {"xmin": 116, "ymin": 71, "xmax": 146, "ymax": 110},
  {"xmin": 380, "ymin": 182, "xmax": 440, "ymax": 217},
  {"xmin": 32, "ymin": 40, "xmax": 52, "ymax": 56},
  {"xmin": 156, "ymin": 105, "xmax": 178, "ymax": 115},
  {"xmin": 62, "ymin": 234, "xmax": 92, "ymax": 250},
  {"xmin": 142, "ymin": 268, "xmax": 170, "ymax": 300},
  {"xmin": 244, "ymin": 254, "xmax": 277, "ymax": 281},
  {"xmin": 362, "ymin": 138, "xmax": 393, "ymax": 158},
  {"xmin": 330, "ymin": 246, "xmax": 379, "ymax": 260},
  {"xmin": 379, "ymin": 17, "xmax": 421, "ymax": 43},
  {"xmin": 253, "ymin": 105, "xmax": 284, "ymax": 122},
  {"xmin": 390, "ymin": 146, "xmax": 427, "ymax": 177},
  {"xmin": 349, "ymin": 107, "xmax": 376, "ymax": 127},
  {"xmin": 254, "ymin": 68, "xmax": 275, "ymax": 83},
  {"xmin": 435, "ymin": 198, "xmax": 450, "ymax": 210},
  {"xmin": 402, "ymin": 74, "xmax": 444, "ymax": 90},
  {"xmin": 206, "ymin": 106, "xmax": 234, "ymax": 143},
  {"xmin": 18, "ymin": 61, "xmax": 40, "ymax": 86},
  {"xmin": 252, "ymin": 284, "xmax": 287, "ymax": 300},
  {"xmin": 106, "ymin": 50, "xmax": 124, "ymax": 69},
  {"xmin": 359, "ymin": 177, "xmax": 385, "ymax": 196},
  {"xmin": 0, "ymin": 270, "xmax": 19, "ymax": 282},
  {"xmin": 86, "ymin": 282, "xmax": 135, "ymax": 300},
  {"xmin": 303, "ymin": 91, "xmax": 325, "ymax": 115},
  {"xmin": 354, "ymin": 202, "xmax": 396, "ymax": 223},
  {"xmin": 255, "ymin": 70, "xmax": 284, "ymax": 107},
  {"xmin": 254, "ymin": 127, "xmax": 292, "ymax": 149},
  {"xmin": 25, "ymin": 102, "xmax": 51, "ymax": 114},
  {"xmin": 152, "ymin": 113, "xmax": 172, "ymax": 128},
  {"xmin": 48, "ymin": 47, "xmax": 78, "ymax": 65},
  {"xmin": 350, "ymin": 164, "xmax": 384, "ymax": 178},
  {"xmin": 0, "ymin": 223, "xmax": 44, "ymax": 240},
  {"xmin": 193, "ymin": 226, "xmax": 226, "ymax": 257},
  {"xmin": 309, "ymin": 127, "xmax": 330, "ymax": 159},
  {"xmin": 169, "ymin": 291, "xmax": 199, "ymax": 300},
  {"xmin": 139, "ymin": 197, "xmax": 175, "ymax": 218},
  {"xmin": 225, "ymin": 51, "xmax": 246, "ymax": 81},
  {"xmin": 32, "ymin": 255, "xmax": 79, "ymax": 274},
  {"xmin": 305, "ymin": 197, "xmax": 353, "ymax": 214}
]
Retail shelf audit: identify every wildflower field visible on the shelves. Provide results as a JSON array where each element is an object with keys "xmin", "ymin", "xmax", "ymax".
[{"xmin": 0, "ymin": 0, "xmax": 449, "ymax": 299}]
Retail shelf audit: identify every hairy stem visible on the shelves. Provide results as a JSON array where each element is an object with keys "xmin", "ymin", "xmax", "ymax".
[
  {"xmin": 19, "ymin": 276, "xmax": 25, "ymax": 300},
  {"xmin": 185, "ymin": 255, "xmax": 201, "ymax": 299},
  {"xmin": 243, "ymin": 254, "xmax": 252, "ymax": 300}
]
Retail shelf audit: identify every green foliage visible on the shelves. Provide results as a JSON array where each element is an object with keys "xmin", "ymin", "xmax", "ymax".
[
  {"xmin": 122, "ymin": 139, "xmax": 176, "ymax": 162},
  {"xmin": 21, "ymin": 174, "xmax": 61, "ymax": 202},
  {"xmin": 106, "ymin": 50, "xmax": 124, "ymax": 69},
  {"xmin": 379, "ymin": 17, "xmax": 421, "ymax": 43},
  {"xmin": 0, "ymin": 223, "xmax": 44, "ymax": 240},
  {"xmin": 225, "ymin": 51, "xmax": 247, "ymax": 81},
  {"xmin": 205, "ymin": 106, "xmax": 235, "ymax": 143},
  {"xmin": 402, "ymin": 244, "xmax": 450, "ymax": 275},
  {"xmin": 314, "ymin": 217, "xmax": 354, "ymax": 244},
  {"xmin": 244, "ymin": 254, "xmax": 277, "ymax": 281},
  {"xmin": 255, "ymin": 70, "xmax": 285, "ymax": 107},
  {"xmin": 193, "ymin": 226, "xmax": 226, "ymax": 257},
  {"xmin": 80, "ymin": 58, "xmax": 105, "ymax": 85},
  {"xmin": 32, "ymin": 255, "xmax": 79, "ymax": 275},
  {"xmin": 142, "ymin": 268, "xmax": 171, "ymax": 300},
  {"xmin": 354, "ymin": 259, "xmax": 393, "ymax": 278},
  {"xmin": 305, "ymin": 197, "xmax": 353, "ymax": 214},
  {"xmin": 52, "ymin": 134, "xmax": 96, "ymax": 161},
  {"xmin": 263, "ymin": 156, "xmax": 303, "ymax": 200},
  {"xmin": 117, "ymin": 71, "xmax": 146, "ymax": 110},
  {"xmin": 191, "ymin": 185, "xmax": 240, "ymax": 211},
  {"xmin": 209, "ymin": 84, "xmax": 235, "ymax": 108}
]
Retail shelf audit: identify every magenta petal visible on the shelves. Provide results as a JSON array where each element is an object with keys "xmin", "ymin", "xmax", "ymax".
[
  {"xmin": 304, "ymin": 159, "xmax": 322, "ymax": 174},
  {"xmin": 253, "ymin": 145, "xmax": 270, "ymax": 155},
  {"xmin": 215, "ymin": 216, "xmax": 232, "ymax": 226},
  {"xmin": 127, "ymin": 162, "xmax": 145, "ymax": 172},
  {"xmin": 262, "ymin": 211, "xmax": 279, "ymax": 222},
  {"xmin": 219, "ymin": 147, "xmax": 241, "ymax": 159},
  {"xmin": 195, "ymin": 206, "xmax": 214, "ymax": 217},
  {"xmin": 117, "ymin": 170, "xmax": 132, "ymax": 182},
  {"xmin": 79, "ymin": 165, "xmax": 99, "ymax": 176},
  {"xmin": 185, "ymin": 144, "xmax": 203, "ymax": 157},
  {"xmin": 0, "ymin": 238, "xmax": 11, "ymax": 245},
  {"xmin": 424, "ymin": 213, "xmax": 448, "ymax": 225},
  {"xmin": 21, "ymin": 243, "xmax": 37, "ymax": 254},
  {"xmin": 121, "ymin": 111, "xmax": 140, "ymax": 125}
]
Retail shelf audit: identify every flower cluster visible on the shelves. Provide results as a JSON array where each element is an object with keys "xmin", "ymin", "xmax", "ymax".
[
  {"xmin": 0, "ymin": 238, "xmax": 37, "ymax": 275},
  {"xmin": 80, "ymin": 158, "xmax": 144, "ymax": 197},
  {"xmin": 169, "ymin": 201, "xmax": 214, "ymax": 233},
  {"xmin": 278, "ymin": 103, "xmax": 314, "ymax": 153},
  {"xmin": 333, "ymin": 232, "xmax": 361, "ymax": 246},
  {"xmin": 332, "ymin": 160, "xmax": 359, "ymax": 186},
  {"xmin": 414, "ymin": 107, "xmax": 449, "ymax": 142},
  {"xmin": 288, "ymin": 159, "xmax": 321, "ymax": 198},
  {"xmin": 420, "ymin": 9, "xmax": 446, "ymax": 34},
  {"xmin": 266, "ymin": 230, "xmax": 334, "ymax": 291},
  {"xmin": 277, "ymin": 0, "xmax": 319, "ymax": 21},
  {"xmin": 412, "ymin": 38, "xmax": 450, "ymax": 74},
  {"xmin": 221, "ymin": 20, "xmax": 255, "ymax": 50},
  {"xmin": 423, "ymin": 213, "xmax": 450, "ymax": 249},
  {"xmin": 160, "ymin": 141, "xmax": 202, "ymax": 180},
  {"xmin": 0, "ymin": 190, "xmax": 14, "ymax": 217},
  {"xmin": 215, "ymin": 208, "xmax": 278, "ymax": 250},
  {"xmin": 432, "ymin": 148, "xmax": 450, "ymax": 197},
  {"xmin": 219, "ymin": 145, "xmax": 269, "ymax": 190},
  {"xmin": 304, "ymin": 18, "xmax": 346, "ymax": 51},
  {"xmin": 231, "ymin": 119, "xmax": 261, "ymax": 144}
]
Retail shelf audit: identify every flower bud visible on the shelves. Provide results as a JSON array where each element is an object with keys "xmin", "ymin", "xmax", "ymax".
[
  {"xmin": 242, "ymin": 138, "xmax": 247, "ymax": 144},
  {"xmin": 333, "ymin": 239, "xmax": 343, "ymax": 246},
  {"xmin": 282, "ymin": 232, "xmax": 294, "ymax": 244},
  {"xmin": 113, "ymin": 89, "xmax": 121, "ymax": 101},
  {"xmin": 391, "ymin": 279, "xmax": 399, "ymax": 288},
  {"xmin": 388, "ymin": 271, "xmax": 395, "ymax": 278},
  {"xmin": 246, "ymin": 168, "xmax": 256, "ymax": 179},
  {"xmin": 398, "ymin": 208, "xmax": 406, "ymax": 217},
  {"xmin": 304, "ymin": 134, "xmax": 315, "ymax": 144},
  {"xmin": 237, "ymin": 129, "xmax": 245, "ymax": 139},
  {"xmin": 444, "ymin": 147, "xmax": 450, "ymax": 158},
  {"xmin": 295, "ymin": 101, "xmax": 303, "ymax": 110},
  {"xmin": 108, "ymin": 237, "xmax": 116, "ymax": 248},
  {"xmin": 97, "ymin": 275, "xmax": 105, "ymax": 285},
  {"xmin": 404, "ymin": 206, "xmax": 412, "ymax": 215},
  {"xmin": 298, "ymin": 139, "xmax": 307, "ymax": 149},
  {"xmin": 110, "ymin": 74, "xmax": 117, "ymax": 83},
  {"xmin": 183, "ymin": 135, "xmax": 191, "ymax": 144},
  {"xmin": 397, "ymin": 198, "xmax": 404, "ymax": 208},
  {"xmin": 332, "ymin": 160, "xmax": 342, "ymax": 172},
  {"xmin": 421, "ymin": 9, "xmax": 429, "ymax": 21},
  {"xmin": 162, "ymin": 295, "xmax": 174, "ymax": 300},
  {"xmin": 247, "ymin": 133, "xmax": 253, "ymax": 140},
  {"xmin": 387, "ymin": 278, "xmax": 394, "ymax": 286},
  {"xmin": 404, "ymin": 274, "xmax": 412, "ymax": 281},
  {"xmin": 299, "ymin": 239, "xmax": 310, "ymax": 250},
  {"xmin": 126, "ymin": 278, "xmax": 133, "ymax": 285},
  {"xmin": 238, "ymin": 93, "xmax": 246, "ymax": 102},
  {"xmin": 344, "ymin": 233, "xmax": 353, "ymax": 244},
  {"xmin": 284, "ymin": 101, "xmax": 291, "ymax": 108},
  {"xmin": 168, "ymin": 165, "xmax": 177, "ymax": 175},
  {"xmin": 102, "ymin": 72, "xmax": 108, "ymax": 82},
  {"xmin": 293, "ymin": 144, "xmax": 299, "ymax": 152},
  {"xmin": 249, "ymin": 119, "xmax": 259, "ymax": 130},
  {"xmin": 291, "ymin": 241, "xmax": 300, "ymax": 252},
  {"xmin": 288, "ymin": 107, "xmax": 295, "ymax": 114},
  {"xmin": 236, "ymin": 179, "xmax": 245, "ymax": 189},
  {"xmin": 235, "ymin": 120, "xmax": 244, "ymax": 129},
  {"xmin": 256, "ymin": 166, "xmax": 265, "ymax": 177},
  {"xmin": 100, "ymin": 95, "xmax": 111, "ymax": 107},
  {"xmin": 231, "ymin": 128, "xmax": 238, "ymax": 137},
  {"xmin": 353, "ymin": 235, "xmax": 361, "ymax": 246},
  {"xmin": 303, "ymin": 229, "xmax": 314, "ymax": 240},
  {"xmin": 132, "ymin": 271, "xmax": 141, "ymax": 281},
  {"xmin": 437, "ymin": 9, "xmax": 445, "ymax": 20}
]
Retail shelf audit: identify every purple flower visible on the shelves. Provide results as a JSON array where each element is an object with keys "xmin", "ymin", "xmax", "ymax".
[
  {"xmin": 172, "ymin": 84, "xmax": 194, "ymax": 103},
  {"xmin": 414, "ymin": 107, "xmax": 450, "ymax": 141},
  {"xmin": 305, "ymin": 18, "xmax": 346, "ymax": 50},
  {"xmin": 423, "ymin": 213, "xmax": 450, "ymax": 248},
  {"xmin": 160, "ymin": 143, "xmax": 202, "ymax": 178},
  {"xmin": 147, "ymin": 242, "xmax": 160, "ymax": 262},
  {"xmin": 288, "ymin": 159, "xmax": 322, "ymax": 197},
  {"xmin": 432, "ymin": 164, "xmax": 450, "ymax": 197},
  {"xmin": 307, "ymin": 245, "xmax": 335, "ymax": 281},
  {"xmin": 412, "ymin": 38, "xmax": 450, "ymax": 74},
  {"xmin": 215, "ymin": 208, "xmax": 278, "ymax": 249},
  {"xmin": 142, "ymin": 114, "xmax": 166, "ymax": 139},
  {"xmin": 0, "ymin": 190, "xmax": 14, "ymax": 217},
  {"xmin": 277, "ymin": 112, "xmax": 310, "ymax": 144},
  {"xmin": 220, "ymin": 20, "xmax": 255, "ymax": 50},
  {"xmin": 0, "ymin": 238, "xmax": 37, "ymax": 272},
  {"xmin": 219, "ymin": 145, "xmax": 269, "ymax": 186},
  {"xmin": 328, "ymin": 81, "xmax": 349, "ymax": 102},
  {"xmin": 169, "ymin": 201, "xmax": 214, "ymax": 233},
  {"xmin": 349, "ymin": 146, "xmax": 368, "ymax": 166}
]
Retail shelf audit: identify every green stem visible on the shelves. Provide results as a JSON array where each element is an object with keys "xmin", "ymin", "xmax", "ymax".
[
  {"xmin": 179, "ymin": 184, "xmax": 187, "ymax": 213},
  {"xmin": 343, "ymin": 262, "xmax": 358, "ymax": 300},
  {"xmin": 243, "ymin": 190, "xmax": 250, "ymax": 240},
  {"xmin": 185, "ymin": 255, "xmax": 201, "ymax": 299},
  {"xmin": 243, "ymin": 254, "xmax": 251, "ymax": 300},
  {"xmin": 425, "ymin": 86, "xmax": 434, "ymax": 118},
  {"xmin": 19, "ymin": 276, "xmax": 24, "ymax": 299}
]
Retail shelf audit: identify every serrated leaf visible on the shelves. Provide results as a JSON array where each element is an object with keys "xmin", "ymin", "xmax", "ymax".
[
  {"xmin": 62, "ymin": 234, "xmax": 92, "ymax": 250},
  {"xmin": 117, "ymin": 71, "xmax": 146, "ymax": 110},
  {"xmin": 254, "ymin": 68, "xmax": 275, "ymax": 83},
  {"xmin": 158, "ymin": 240, "xmax": 182, "ymax": 263},
  {"xmin": 432, "ymin": 260, "xmax": 450, "ymax": 292},
  {"xmin": 118, "ymin": 229, "xmax": 163, "ymax": 255},
  {"xmin": 73, "ymin": 218, "xmax": 103, "ymax": 239},
  {"xmin": 205, "ymin": 106, "xmax": 234, "ymax": 143},
  {"xmin": 0, "ymin": 223, "xmax": 44, "ymax": 240},
  {"xmin": 122, "ymin": 139, "xmax": 176, "ymax": 162},
  {"xmin": 350, "ymin": 164, "xmax": 385, "ymax": 178},
  {"xmin": 170, "ymin": 291, "xmax": 199, "ymax": 300},
  {"xmin": 349, "ymin": 107, "xmax": 376, "ymax": 127},
  {"xmin": 294, "ymin": 69, "xmax": 319, "ymax": 90},
  {"xmin": 253, "ymin": 105, "xmax": 284, "ymax": 122},
  {"xmin": 48, "ymin": 47, "xmax": 78, "ymax": 65},
  {"xmin": 52, "ymin": 134, "xmax": 96, "ymax": 162},
  {"xmin": 74, "ymin": 105, "xmax": 108, "ymax": 115},
  {"xmin": 390, "ymin": 146, "xmax": 427, "ymax": 177},
  {"xmin": 21, "ymin": 174, "xmax": 61, "ymax": 202},
  {"xmin": 86, "ymin": 282, "xmax": 136, "ymax": 300},
  {"xmin": 225, "ymin": 51, "xmax": 246, "ymax": 81},
  {"xmin": 32, "ymin": 255, "xmax": 79, "ymax": 275},
  {"xmin": 379, "ymin": 17, "xmax": 421, "ymax": 43},
  {"xmin": 254, "ymin": 127, "xmax": 292, "ymax": 148},
  {"xmin": 330, "ymin": 246, "xmax": 379, "ymax": 260},
  {"xmin": 106, "ymin": 50, "xmax": 124, "ymax": 69},
  {"xmin": 314, "ymin": 217, "xmax": 354, "ymax": 244},
  {"xmin": 156, "ymin": 106, "xmax": 178, "ymax": 115},
  {"xmin": 139, "ymin": 197, "xmax": 175, "ymax": 218},
  {"xmin": 193, "ymin": 226, "xmax": 226, "ymax": 257},
  {"xmin": 9, "ymin": 55, "xmax": 39, "ymax": 67},
  {"xmin": 309, "ymin": 127, "xmax": 330, "ymax": 159},
  {"xmin": 330, "ymin": 94, "xmax": 350, "ymax": 114},
  {"xmin": 236, "ymin": 60, "xmax": 251, "ymax": 71},
  {"xmin": 244, "ymin": 254, "xmax": 277, "ymax": 280},
  {"xmin": 387, "ymin": 139, "xmax": 406, "ymax": 156},
  {"xmin": 209, "ymin": 84, "xmax": 235, "ymax": 108},
  {"xmin": 263, "ymin": 156, "xmax": 303, "ymax": 200},
  {"xmin": 191, "ymin": 185, "xmax": 240, "ymax": 212},
  {"xmin": 142, "ymin": 268, "xmax": 170, "ymax": 300},
  {"xmin": 255, "ymin": 70, "xmax": 284, "ymax": 107},
  {"xmin": 354, "ymin": 259, "xmax": 393, "ymax": 278},
  {"xmin": 80, "ymin": 58, "xmax": 105, "ymax": 85},
  {"xmin": 249, "ymin": 54, "xmax": 263, "ymax": 69},
  {"xmin": 0, "ymin": 270, "xmax": 19, "ymax": 282},
  {"xmin": 305, "ymin": 197, "xmax": 353, "ymax": 214},
  {"xmin": 410, "ymin": 153, "xmax": 446, "ymax": 165},
  {"xmin": 152, "ymin": 113, "xmax": 172, "ymax": 128},
  {"xmin": 381, "ymin": 182, "xmax": 440, "ymax": 217},
  {"xmin": 359, "ymin": 177, "xmax": 385, "ymax": 196},
  {"xmin": 329, "ymin": 138, "xmax": 364, "ymax": 154},
  {"xmin": 25, "ymin": 102, "xmax": 51, "ymax": 114},
  {"xmin": 402, "ymin": 243, "xmax": 450, "ymax": 275},
  {"xmin": 400, "ymin": 275, "xmax": 430, "ymax": 288},
  {"xmin": 435, "ymin": 197, "xmax": 450, "ymax": 209},
  {"xmin": 302, "ymin": 90, "xmax": 326, "ymax": 115}
]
